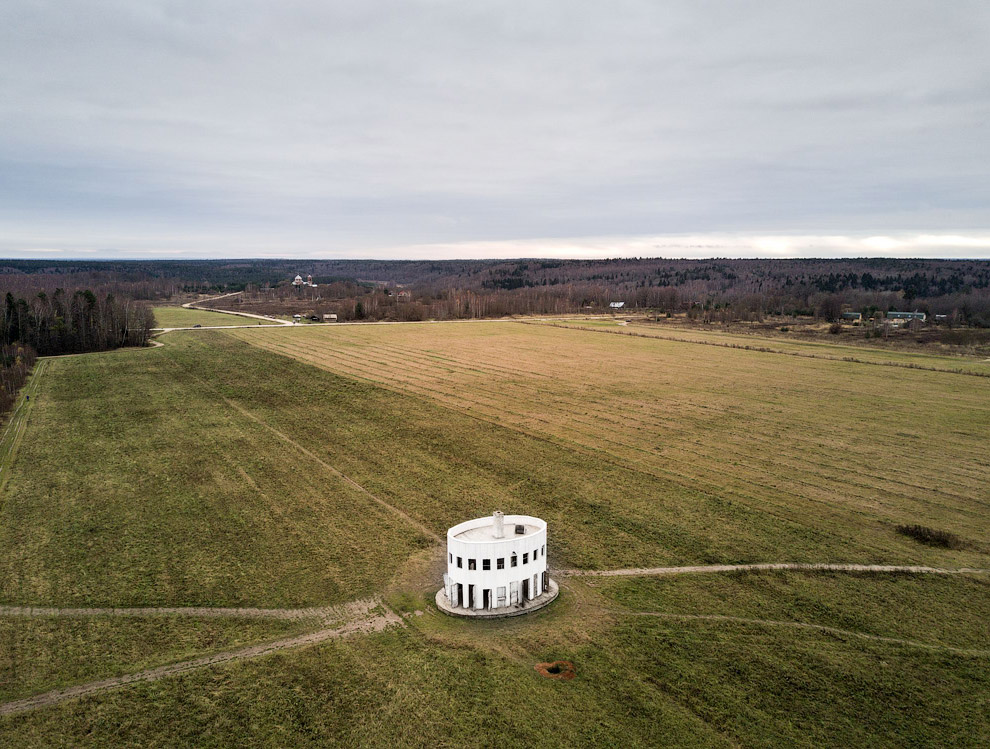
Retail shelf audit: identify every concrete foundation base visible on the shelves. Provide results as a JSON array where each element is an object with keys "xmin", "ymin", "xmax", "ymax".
[{"xmin": 435, "ymin": 579, "xmax": 559, "ymax": 619}]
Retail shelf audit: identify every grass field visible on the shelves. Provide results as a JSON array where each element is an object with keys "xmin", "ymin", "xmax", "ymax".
[
  {"xmin": 0, "ymin": 616, "xmax": 308, "ymax": 703},
  {"xmin": 537, "ymin": 317, "xmax": 990, "ymax": 374},
  {"xmin": 228, "ymin": 322, "xmax": 990, "ymax": 564},
  {"xmin": 2, "ymin": 573, "xmax": 986, "ymax": 746},
  {"xmin": 0, "ymin": 322, "xmax": 986, "ymax": 745},
  {"xmin": 152, "ymin": 306, "xmax": 280, "ymax": 328}
]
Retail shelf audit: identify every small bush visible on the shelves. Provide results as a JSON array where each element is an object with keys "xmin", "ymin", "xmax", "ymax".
[
  {"xmin": 896, "ymin": 524, "xmax": 962, "ymax": 549},
  {"xmin": 779, "ymin": 326, "xmax": 789, "ymax": 332},
  {"xmin": 828, "ymin": 322, "xmax": 842, "ymax": 334}
]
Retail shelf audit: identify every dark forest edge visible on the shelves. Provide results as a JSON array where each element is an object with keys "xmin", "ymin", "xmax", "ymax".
[
  {"xmin": 1, "ymin": 257, "xmax": 988, "ymax": 327},
  {"xmin": 0, "ymin": 343, "xmax": 37, "ymax": 419},
  {"xmin": 3, "ymin": 290, "xmax": 155, "ymax": 357}
]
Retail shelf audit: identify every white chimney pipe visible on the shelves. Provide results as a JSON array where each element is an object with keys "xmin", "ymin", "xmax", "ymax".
[{"xmin": 493, "ymin": 511, "xmax": 504, "ymax": 539}]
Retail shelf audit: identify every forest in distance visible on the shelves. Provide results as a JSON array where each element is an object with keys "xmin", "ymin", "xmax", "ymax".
[
  {"xmin": 0, "ymin": 258, "xmax": 990, "ymax": 334},
  {"xmin": 2, "ymin": 257, "xmax": 988, "ymax": 327}
]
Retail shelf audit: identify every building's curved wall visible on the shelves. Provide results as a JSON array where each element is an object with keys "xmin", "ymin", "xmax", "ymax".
[{"xmin": 444, "ymin": 515, "xmax": 549, "ymax": 610}]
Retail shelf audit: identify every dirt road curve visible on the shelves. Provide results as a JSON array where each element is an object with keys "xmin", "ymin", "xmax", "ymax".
[
  {"xmin": 181, "ymin": 292, "xmax": 293, "ymax": 326},
  {"xmin": 554, "ymin": 563, "xmax": 990, "ymax": 577},
  {"xmin": 0, "ymin": 599, "xmax": 401, "ymax": 717}
]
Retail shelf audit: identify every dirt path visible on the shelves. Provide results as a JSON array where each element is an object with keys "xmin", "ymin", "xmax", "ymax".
[
  {"xmin": 181, "ymin": 292, "xmax": 293, "ymax": 326},
  {"xmin": 554, "ymin": 563, "xmax": 990, "ymax": 577},
  {"xmin": 0, "ymin": 599, "xmax": 402, "ymax": 717},
  {"xmin": 0, "ymin": 360, "xmax": 48, "ymax": 496},
  {"xmin": 619, "ymin": 610, "xmax": 990, "ymax": 657},
  {"xmin": 0, "ymin": 598, "xmax": 377, "ymax": 622}
]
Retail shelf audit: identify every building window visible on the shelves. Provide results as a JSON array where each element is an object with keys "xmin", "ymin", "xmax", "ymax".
[
  {"xmin": 523, "ymin": 553, "xmax": 529, "ymax": 564},
  {"xmin": 457, "ymin": 557, "xmax": 462, "ymax": 568},
  {"xmin": 483, "ymin": 559, "xmax": 491, "ymax": 570},
  {"xmin": 542, "ymin": 545, "xmax": 545, "ymax": 557},
  {"xmin": 511, "ymin": 553, "xmax": 518, "ymax": 568},
  {"xmin": 534, "ymin": 548, "xmax": 538, "ymax": 559},
  {"xmin": 468, "ymin": 559, "xmax": 476, "ymax": 570},
  {"xmin": 449, "ymin": 553, "xmax": 452, "ymax": 563},
  {"xmin": 497, "ymin": 558, "xmax": 505, "ymax": 569}
]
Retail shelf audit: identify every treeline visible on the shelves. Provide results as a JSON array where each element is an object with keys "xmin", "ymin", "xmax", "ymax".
[
  {"xmin": 0, "ymin": 343, "xmax": 36, "ymax": 416},
  {"xmin": 3, "ymin": 257, "xmax": 989, "ymax": 326},
  {"xmin": 2, "ymin": 289, "xmax": 155, "ymax": 356}
]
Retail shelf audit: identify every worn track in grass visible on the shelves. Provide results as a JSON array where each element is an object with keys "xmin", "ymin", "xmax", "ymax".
[
  {"xmin": 0, "ymin": 599, "xmax": 402, "ymax": 717},
  {"xmin": 617, "ymin": 611, "xmax": 990, "ymax": 657},
  {"xmin": 555, "ymin": 563, "xmax": 990, "ymax": 577}
]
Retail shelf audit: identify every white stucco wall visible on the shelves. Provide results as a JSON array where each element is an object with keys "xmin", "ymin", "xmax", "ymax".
[{"xmin": 444, "ymin": 514, "xmax": 548, "ymax": 611}]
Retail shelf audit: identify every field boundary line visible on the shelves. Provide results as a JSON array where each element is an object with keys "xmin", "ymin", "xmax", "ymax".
[
  {"xmin": 0, "ymin": 359, "xmax": 48, "ymax": 496},
  {"xmin": 219, "ymin": 397, "xmax": 441, "ymax": 544},
  {"xmin": 616, "ymin": 610, "xmax": 990, "ymax": 657},
  {"xmin": 521, "ymin": 320, "xmax": 990, "ymax": 378},
  {"xmin": 0, "ymin": 599, "xmax": 403, "ymax": 717},
  {"xmin": 251, "ymin": 331, "xmax": 987, "ymax": 510},
  {"xmin": 154, "ymin": 343, "xmax": 441, "ymax": 544},
  {"xmin": 555, "ymin": 563, "xmax": 990, "ymax": 577}
]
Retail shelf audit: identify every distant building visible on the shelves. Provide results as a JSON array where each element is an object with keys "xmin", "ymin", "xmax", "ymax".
[
  {"xmin": 609, "ymin": 301, "xmax": 625, "ymax": 309},
  {"xmin": 292, "ymin": 274, "xmax": 318, "ymax": 288},
  {"xmin": 323, "ymin": 314, "xmax": 338, "ymax": 322},
  {"xmin": 397, "ymin": 290, "xmax": 412, "ymax": 302},
  {"xmin": 886, "ymin": 311, "xmax": 926, "ymax": 321},
  {"xmin": 841, "ymin": 312, "xmax": 862, "ymax": 322}
]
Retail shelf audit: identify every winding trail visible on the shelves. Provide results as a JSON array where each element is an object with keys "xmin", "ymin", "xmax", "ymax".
[
  {"xmin": 0, "ymin": 599, "xmax": 402, "ymax": 717},
  {"xmin": 554, "ymin": 563, "xmax": 990, "ymax": 578},
  {"xmin": 180, "ymin": 292, "xmax": 293, "ymax": 326}
]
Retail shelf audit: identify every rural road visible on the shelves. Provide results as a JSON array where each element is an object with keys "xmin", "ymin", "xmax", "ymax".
[
  {"xmin": 554, "ymin": 563, "xmax": 990, "ymax": 577},
  {"xmin": 180, "ymin": 292, "xmax": 293, "ymax": 326}
]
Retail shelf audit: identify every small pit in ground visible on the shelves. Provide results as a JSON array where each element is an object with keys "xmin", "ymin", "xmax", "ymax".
[{"xmin": 535, "ymin": 661, "xmax": 576, "ymax": 680}]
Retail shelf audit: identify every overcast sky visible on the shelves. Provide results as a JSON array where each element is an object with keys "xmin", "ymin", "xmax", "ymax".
[{"xmin": 1, "ymin": 1, "xmax": 988, "ymax": 259}]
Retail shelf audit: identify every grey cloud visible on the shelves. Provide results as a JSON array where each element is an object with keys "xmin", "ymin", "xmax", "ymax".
[{"xmin": 0, "ymin": 0, "xmax": 988, "ymax": 257}]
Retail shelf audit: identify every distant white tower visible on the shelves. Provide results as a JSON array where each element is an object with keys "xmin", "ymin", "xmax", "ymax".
[
  {"xmin": 292, "ymin": 275, "xmax": 303, "ymax": 286},
  {"xmin": 437, "ymin": 511, "xmax": 557, "ymax": 618},
  {"xmin": 306, "ymin": 274, "xmax": 313, "ymax": 285}
]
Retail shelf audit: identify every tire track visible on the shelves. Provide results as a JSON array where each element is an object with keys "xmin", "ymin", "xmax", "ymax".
[
  {"xmin": 619, "ymin": 611, "xmax": 990, "ymax": 657},
  {"xmin": 555, "ymin": 563, "xmax": 990, "ymax": 577},
  {"xmin": 0, "ymin": 599, "xmax": 403, "ymax": 717},
  {"xmin": 0, "ymin": 598, "xmax": 377, "ymax": 622}
]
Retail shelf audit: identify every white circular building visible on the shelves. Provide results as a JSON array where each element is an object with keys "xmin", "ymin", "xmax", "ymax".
[{"xmin": 436, "ymin": 511, "xmax": 558, "ymax": 618}]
